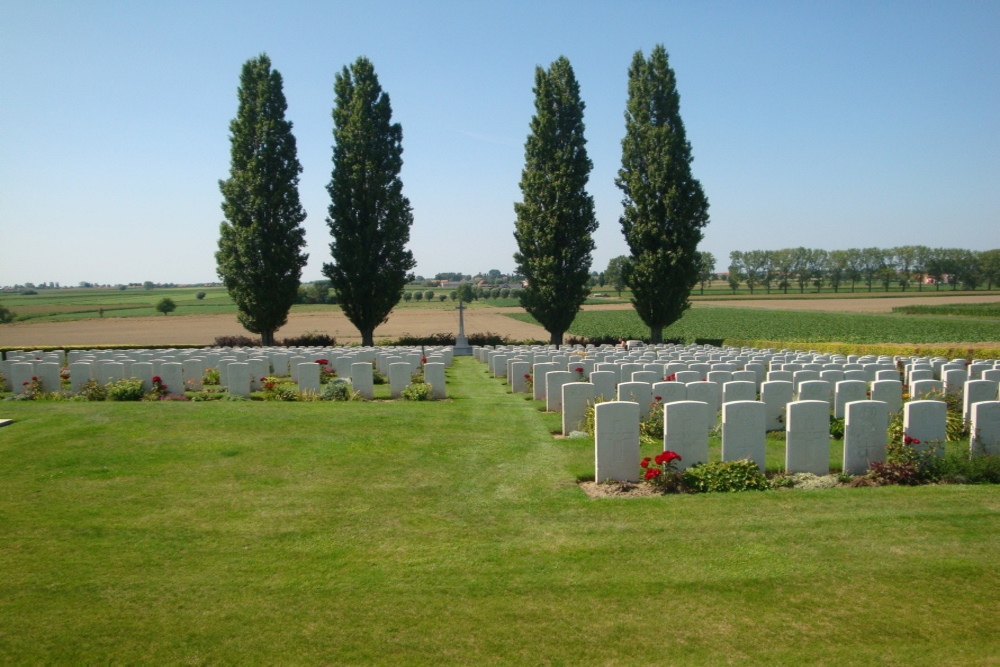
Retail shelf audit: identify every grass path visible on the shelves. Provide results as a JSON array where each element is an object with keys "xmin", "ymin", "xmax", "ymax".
[{"xmin": 0, "ymin": 359, "xmax": 997, "ymax": 663}]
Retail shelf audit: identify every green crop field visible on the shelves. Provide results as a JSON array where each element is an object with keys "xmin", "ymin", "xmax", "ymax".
[
  {"xmin": 508, "ymin": 308, "xmax": 1000, "ymax": 347},
  {"xmin": 0, "ymin": 359, "xmax": 997, "ymax": 664},
  {"xmin": 891, "ymin": 302, "xmax": 1000, "ymax": 318}
]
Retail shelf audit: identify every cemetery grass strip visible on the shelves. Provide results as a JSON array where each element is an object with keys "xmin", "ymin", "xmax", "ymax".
[{"xmin": 0, "ymin": 358, "xmax": 997, "ymax": 663}]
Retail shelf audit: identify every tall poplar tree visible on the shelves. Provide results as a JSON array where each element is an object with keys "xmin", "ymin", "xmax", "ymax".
[
  {"xmin": 617, "ymin": 45, "xmax": 709, "ymax": 343},
  {"xmin": 513, "ymin": 56, "xmax": 597, "ymax": 346},
  {"xmin": 217, "ymin": 54, "xmax": 307, "ymax": 346},
  {"xmin": 324, "ymin": 57, "xmax": 415, "ymax": 347}
]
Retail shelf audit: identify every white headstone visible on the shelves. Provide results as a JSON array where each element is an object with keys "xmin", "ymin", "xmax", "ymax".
[
  {"xmin": 761, "ymin": 380, "xmax": 794, "ymax": 432},
  {"xmin": 618, "ymin": 381, "xmax": 653, "ymax": 418},
  {"xmin": 970, "ymin": 401, "xmax": 1000, "ymax": 456},
  {"xmin": 562, "ymin": 382, "xmax": 596, "ymax": 435},
  {"xmin": 424, "ymin": 363, "xmax": 446, "ymax": 399},
  {"xmin": 663, "ymin": 400, "xmax": 709, "ymax": 470},
  {"xmin": 903, "ymin": 400, "xmax": 947, "ymax": 454},
  {"xmin": 595, "ymin": 401, "xmax": 640, "ymax": 483},
  {"xmin": 227, "ymin": 362, "xmax": 252, "ymax": 397},
  {"xmin": 388, "ymin": 362, "xmax": 411, "ymax": 399},
  {"xmin": 721, "ymin": 400, "xmax": 766, "ymax": 471},
  {"xmin": 351, "ymin": 362, "xmax": 374, "ymax": 400},
  {"xmin": 963, "ymin": 380, "xmax": 997, "ymax": 422},
  {"xmin": 870, "ymin": 379, "xmax": 903, "ymax": 415},
  {"xmin": 834, "ymin": 380, "xmax": 868, "ymax": 419},
  {"xmin": 843, "ymin": 400, "xmax": 889, "ymax": 475},
  {"xmin": 786, "ymin": 400, "xmax": 830, "ymax": 475}
]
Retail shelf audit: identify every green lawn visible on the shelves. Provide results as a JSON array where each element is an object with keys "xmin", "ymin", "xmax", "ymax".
[{"xmin": 0, "ymin": 358, "xmax": 997, "ymax": 663}]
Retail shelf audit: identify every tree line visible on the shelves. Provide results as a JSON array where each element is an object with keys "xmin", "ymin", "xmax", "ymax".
[
  {"xmin": 725, "ymin": 247, "xmax": 1000, "ymax": 294},
  {"xmin": 216, "ymin": 45, "xmax": 708, "ymax": 346}
]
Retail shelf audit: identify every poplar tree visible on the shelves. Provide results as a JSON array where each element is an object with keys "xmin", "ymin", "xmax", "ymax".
[
  {"xmin": 217, "ymin": 54, "xmax": 307, "ymax": 346},
  {"xmin": 513, "ymin": 56, "xmax": 597, "ymax": 346},
  {"xmin": 324, "ymin": 57, "xmax": 415, "ymax": 347},
  {"xmin": 617, "ymin": 45, "xmax": 709, "ymax": 343}
]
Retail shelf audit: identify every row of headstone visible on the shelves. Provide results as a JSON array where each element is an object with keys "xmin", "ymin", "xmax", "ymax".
[
  {"xmin": 2, "ymin": 345, "xmax": 454, "ymax": 399},
  {"xmin": 594, "ymin": 397, "xmax": 1000, "ymax": 482}
]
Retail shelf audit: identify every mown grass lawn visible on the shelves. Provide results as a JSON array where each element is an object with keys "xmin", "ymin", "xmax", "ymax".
[{"xmin": 1, "ymin": 358, "xmax": 997, "ymax": 664}]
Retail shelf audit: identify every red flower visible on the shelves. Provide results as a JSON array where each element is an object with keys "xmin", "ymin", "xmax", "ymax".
[
  {"xmin": 32, "ymin": 376, "xmax": 38, "ymax": 381},
  {"xmin": 655, "ymin": 450, "xmax": 681, "ymax": 465},
  {"xmin": 422, "ymin": 357, "xmax": 428, "ymax": 364},
  {"xmin": 666, "ymin": 374, "xmax": 676, "ymax": 382},
  {"xmin": 904, "ymin": 435, "xmax": 921, "ymax": 445},
  {"xmin": 654, "ymin": 396, "xmax": 663, "ymax": 402},
  {"xmin": 524, "ymin": 373, "xmax": 532, "ymax": 379},
  {"xmin": 640, "ymin": 457, "xmax": 651, "ymax": 469},
  {"xmin": 22, "ymin": 381, "xmax": 29, "ymax": 386},
  {"xmin": 60, "ymin": 373, "xmax": 69, "ymax": 380},
  {"xmin": 152, "ymin": 376, "xmax": 162, "ymax": 383},
  {"xmin": 316, "ymin": 359, "xmax": 329, "ymax": 365},
  {"xmin": 644, "ymin": 468, "xmax": 662, "ymax": 480},
  {"xmin": 575, "ymin": 367, "xmax": 583, "ymax": 373}
]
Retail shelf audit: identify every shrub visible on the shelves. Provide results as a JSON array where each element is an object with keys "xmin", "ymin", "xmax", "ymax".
[
  {"xmin": 683, "ymin": 459, "xmax": 770, "ymax": 493},
  {"xmin": 829, "ymin": 416, "xmax": 845, "ymax": 439},
  {"xmin": 78, "ymin": 379, "xmax": 108, "ymax": 401},
  {"xmin": 203, "ymin": 368, "xmax": 221, "ymax": 385},
  {"xmin": 402, "ymin": 382, "xmax": 433, "ymax": 401},
  {"xmin": 0, "ymin": 303, "xmax": 16, "ymax": 324},
  {"xmin": 155, "ymin": 297, "xmax": 177, "ymax": 315},
  {"xmin": 640, "ymin": 450, "xmax": 685, "ymax": 493},
  {"xmin": 321, "ymin": 379, "xmax": 360, "ymax": 401},
  {"xmin": 213, "ymin": 335, "xmax": 261, "ymax": 347},
  {"xmin": 195, "ymin": 291, "xmax": 206, "ymax": 300},
  {"xmin": 106, "ymin": 378, "xmax": 146, "ymax": 401},
  {"xmin": 865, "ymin": 438, "xmax": 941, "ymax": 486},
  {"xmin": 280, "ymin": 332, "xmax": 336, "ymax": 347}
]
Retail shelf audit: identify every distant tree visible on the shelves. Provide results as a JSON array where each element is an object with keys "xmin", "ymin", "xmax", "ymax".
[
  {"xmin": 143, "ymin": 281, "xmax": 155, "ymax": 290},
  {"xmin": 438, "ymin": 293, "xmax": 447, "ymax": 302},
  {"xmin": 697, "ymin": 251, "xmax": 715, "ymax": 294},
  {"xmin": 726, "ymin": 263, "xmax": 742, "ymax": 294},
  {"xmin": 323, "ymin": 57, "xmax": 416, "ymax": 347},
  {"xmin": 455, "ymin": 283, "xmax": 475, "ymax": 303},
  {"xmin": 402, "ymin": 291, "xmax": 412, "ymax": 302},
  {"xmin": 491, "ymin": 287, "xmax": 502, "ymax": 299},
  {"xmin": 413, "ymin": 291, "xmax": 423, "ymax": 301},
  {"xmin": 155, "ymin": 297, "xmax": 177, "ymax": 316},
  {"xmin": 195, "ymin": 291, "xmax": 206, "ymax": 300},
  {"xmin": 487, "ymin": 269, "xmax": 502, "ymax": 280},
  {"xmin": 0, "ymin": 303, "xmax": 15, "ymax": 324},
  {"xmin": 117, "ymin": 284, "xmax": 127, "ymax": 291},
  {"xmin": 617, "ymin": 45, "xmax": 709, "ymax": 343},
  {"xmin": 604, "ymin": 255, "xmax": 629, "ymax": 297},
  {"xmin": 827, "ymin": 250, "xmax": 849, "ymax": 293},
  {"xmin": 449, "ymin": 291, "xmax": 457, "ymax": 301},
  {"xmin": 980, "ymin": 249, "xmax": 1000, "ymax": 290},
  {"xmin": 513, "ymin": 56, "xmax": 597, "ymax": 345},
  {"xmin": 217, "ymin": 54, "xmax": 308, "ymax": 346},
  {"xmin": 423, "ymin": 290, "xmax": 434, "ymax": 301},
  {"xmin": 500, "ymin": 287, "xmax": 511, "ymax": 299}
]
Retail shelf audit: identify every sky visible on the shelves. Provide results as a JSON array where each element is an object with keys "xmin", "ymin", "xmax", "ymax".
[{"xmin": 1, "ymin": 0, "xmax": 998, "ymax": 287}]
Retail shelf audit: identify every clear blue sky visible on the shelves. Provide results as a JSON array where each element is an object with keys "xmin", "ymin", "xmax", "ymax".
[{"xmin": 2, "ymin": 0, "xmax": 998, "ymax": 287}]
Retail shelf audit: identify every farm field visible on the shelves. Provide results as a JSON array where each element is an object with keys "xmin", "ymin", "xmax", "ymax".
[
  {"xmin": 0, "ymin": 359, "xmax": 997, "ymax": 664},
  {"xmin": 1, "ymin": 291, "xmax": 998, "ymax": 349}
]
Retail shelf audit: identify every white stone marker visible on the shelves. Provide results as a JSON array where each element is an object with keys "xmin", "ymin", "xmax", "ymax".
[
  {"xmin": 388, "ymin": 362, "xmax": 412, "ymax": 399},
  {"xmin": 159, "ymin": 363, "xmax": 183, "ymax": 397},
  {"xmin": 351, "ymin": 362, "xmax": 374, "ymax": 400},
  {"xmin": 767, "ymin": 370, "xmax": 794, "ymax": 383},
  {"xmin": 686, "ymin": 381, "xmax": 720, "ymax": 431},
  {"xmin": 595, "ymin": 401, "xmax": 640, "ymax": 483},
  {"xmin": 491, "ymin": 354, "xmax": 509, "ymax": 378},
  {"xmin": 664, "ymin": 400, "xmax": 709, "ymax": 470},
  {"xmin": 562, "ymin": 382, "xmax": 596, "ymax": 435},
  {"xmin": 834, "ymin": 380, "xmax": 868, "ymax": 419},
  {"xmin": 68, "ymin": 362, "xmax": 92, "ymax": 393},
  {"xmin": 532, "ymin": 362, "xmax": 561, "ymax": 401},
  {"xmin": 798, "ymin": 380, "xmax": 832, "ymax": 404},
  {"xmin": 963, "ymin": 380, "xmax": 997, "ymax": 423},
  {"xmin": 910, "ymin": 379, "xmax": 944, "ymax": 400},
  {"xmin": 981, "ymin": 369, "xmax": 1000, "ymax": 383},
  {"xmin": 761, "ymin": 380, "xmax": 794, "ymax": 432},
  {"xmin": 843, "ymin": 400, "xmax": 890, "ymax": 475},
  {"xmin": 36, "ymin": 362, "xmax": 62, "ymax": 394},
  {"xmin": 903, "ymin": 400, "xmax": 947, "ymax": 455},
  {"xmin": 908, "ymin": 368, "xmax": 934, "ymax": 383},
  {"xmin": 545, "ymin": 371, "xmax": 575, "ymax": 413},
  {"xmin": 227, "ymin": 362, "xmax": 252, "ymax": 397},
  {"xmin": 424, "ymin": 363, "xmax": 447, "ymax": 399},
  {"xmin": 675, "ymin": 370, "xmax": 702, "ymax": 384},
  {"xmin": 182, "ymin": 359, "xmax": 204, "ymax": 391},
  {"xmin": 510, "ymin": 361, "xmax": 531, "ymax": 394},
  {"xmin": 721, "ymin": 400, "xmax": 766, "ymax": 471},
  {"xmin": 943, "ymin": 368, "xmax": 968, "ymax": 395},
  {"xmin": 618, "ymin": 381, "xmax": 653, "ymax": 418},
  {"xmin": 632, "ymin": 370, "xmax": 660, "ymax": 385},
  {"xmin": 99, "ymin": 362, "xmax": 126, "ymax": 385},
  {"xmin": 10, "ymin": 362, "xmax": 34, "ymax": 395},
  {"xmin": 722, "ymin": 380, "xmax": 757, "ymax": 404},
  {"xmin": 870, "ymin": 379, "xmax": 903, "ymax": 415},
  {"xmin": 589, "ymin": 371, "xmax": 617, "ymax": 403},
  {"xmin": 248, "ymin": 357, "xmax": 270, "ymax": 391},
  {"xmin": 970, "ymin": 401, "xmax": 1000, "ymax": 456},
  {"xmin": 651, "ymin": 381, "xmax": 686, "ymax": 405},
  {"xmin": 130, "ymin": 362, "xmax": 154, "ymax": 393},
  {"xmin": 786, "ymin": 400, "xmax": 831, "ymax": 475}
]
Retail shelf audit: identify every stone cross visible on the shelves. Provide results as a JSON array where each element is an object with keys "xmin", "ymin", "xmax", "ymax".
[{"xmin": 453, "ymin": 301, "xmax": 472, "ymax": 356}]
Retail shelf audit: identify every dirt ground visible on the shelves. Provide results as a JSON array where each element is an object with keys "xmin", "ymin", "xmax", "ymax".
[{"xmin": 0, "ymin": 295, "xmax": 997, "ymax": 348}]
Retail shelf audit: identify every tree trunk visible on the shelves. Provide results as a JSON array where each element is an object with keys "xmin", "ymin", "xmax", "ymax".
[
  {"xmin": 549, "ymin": 331, "xmax": 563, "ymax": 346},
  {"xmin": 650, "ymin": 325, "xmax": 663, "ymax": 345},
  {"xmin": 361, "ymin": 329, "xmax": 375, "ymax": 347},
  {"xmin": 262, "ymin": 330, "xmax": 275, "ymax": 347}
]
